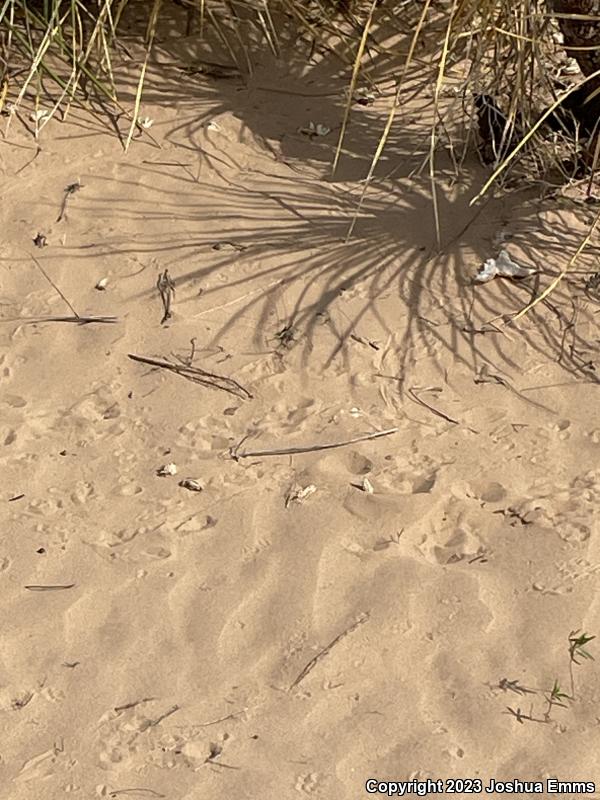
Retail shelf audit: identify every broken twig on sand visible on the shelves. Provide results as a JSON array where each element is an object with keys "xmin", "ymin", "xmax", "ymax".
[
  {"xmin": 231, "ymin": 427, "xmax": 398, "ymax": 460},
  {"xmin": 1, "ymin": 315, "xmax": 118, "ymax": 325},
  {"xmin": 141, "ymin": 704, "xmax": 180, "ymax": 729},
  {"xmin": 128, "ymin": 353, "xmax": 252, "ymax": 400},
  {"xmin": 289, "ymin": 613, "xmax": 369, "ymax": 690},
  {"xmin": 156, "ymin": 269, "xmax": 175, "ymax": 324},
  {"xmin": 25, "ymin": 583, "xmax": 75, "ymax": 591},
  {"xmin": 56, "ymin": 180, "xmax": 83, "ymax": 223},
  {"xmin": 30, "ymin": 255, "xmax": 79, "ymax": 318},
  {"xmin": 407, "ymin": 386, "xmax": 459, "ymax": 425}
]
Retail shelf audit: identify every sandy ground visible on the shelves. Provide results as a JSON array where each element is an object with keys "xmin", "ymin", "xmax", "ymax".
[{"xmin": 2, "ymin": 21, "xmax": 600, "ymax": 800}]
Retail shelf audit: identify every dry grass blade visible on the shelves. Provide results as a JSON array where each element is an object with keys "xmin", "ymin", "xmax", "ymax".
[
  {"xmin": 30, "ymin": 255, "xmax": 79, "ymax": 317},
  {"xmin": 407, "ymin": 386, "xmax": 459, "ymax": 425},
  {"xmin": 429, "ymin": 0, "xmax": 459, "ymax": 250},
  {"xmin": 0, "ymin": 315, "xmax": 118, "ymax": 325},
  {"xmin": 512, "ymin": 205, "xmax": 600, "ymax": 321},
  {"xmin": 25, "ymin": 583, "xmax": 76, "ymax": 591},
  {"xmin": 289, "ymin": 613, "xmax": 369, "ymax": 691},
  {"xmin": 332, "ymin": 0, "xmax": 379, "ymax": 176},
  {"xmin": 346, "ymin": 0, "xmax": 431, "ymax": 241},
  {"xmin": 128, "ymin": 353, "xmax": 252, "ymax": 400},
  {"xmin": 346, "ymin": 84, "xmax": 401, "ymax": 242},
  {"xmin": 470, "ymin": 66, "xmax": 600, "ymax": 207},
  {"xmin": 125, "ymin": 0, "xmax": 162, "ymax": 153},
  {"xmin": 231, "ymin": 426, "xmax": 399, "ymax": 460}
]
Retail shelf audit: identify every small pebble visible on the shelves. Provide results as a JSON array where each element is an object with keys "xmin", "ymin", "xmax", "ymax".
[
  {"xmin": 179, "ymin": 478, "xmax": 204, "ymax": 492},
  {"xmin": 157, "ymin": 462, "xmax": 178, "ymax": 477}
]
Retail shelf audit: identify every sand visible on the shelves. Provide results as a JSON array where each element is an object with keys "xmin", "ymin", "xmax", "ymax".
[{"xmin": 2, "ymin": 26, "xmax": 600, "ymax": 800}]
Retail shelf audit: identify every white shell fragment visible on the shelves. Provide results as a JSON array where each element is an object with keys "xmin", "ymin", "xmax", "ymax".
[
  {"xmin": 30, "ymin": 109, "xmax": 51, "ymax": 123},
  {"xmin": 95, "ymin": 278, "xmax": 108, "ymax": 291},
  {"xmin": 157, "ymin": 462, "xmax": 178, "ymax": 476},
  {"xmin": 474, "ymin": 250, "xmax": 537, "ymax": 283},
  {"xmin": 285, "ymin": 484, "xmax": 317, "ymax": 508},
  {"xmin": 299, "ymin": 121, "xmax": 331, "ymax": 137},
  {"xmin": 138, "ymin": 116, "xmax": 154, "ymax": 129},
  {"xmin": 179, "ymin": 478, "xmax": 204, "ymax": 492},
  {"xmin": 360, "ymin": 477, "xmax": 374, "ymax": 494},
  {"xmin": 563, "ymin": 58, "xmax": 580, "ymax": 76}
]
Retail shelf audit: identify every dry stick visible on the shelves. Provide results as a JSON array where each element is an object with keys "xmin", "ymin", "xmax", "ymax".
[
  {"xmin": 511, "ymin": 206, "xmax": 600, "ymax": 322},
  {"xmin": 289, "ymin": 613, "xmax": 369, "ymax": 691},
  {"xmin": 193, "ymin": 277, "xmax": 286, "ymax": 318},
  {"xmin": 25, "ymin": 584, "xmax": 75, "ymax": 591},
  {"xmin": 114, "ymin": 697, "xmax": 156, "ymax": 713},
  {"xmin": 0, "ymin": 315, "xmax": 118, "ymax": 325},
  {"xmin": 406, "ymin": 387, "xmax": 459, "ymax": 425},
  {"xmin": 30, "ymin": 256, "xmax": 79, "ymax": 318},
  {"xmin": 56, "ymin": 181, "xmax": 82, "ymax": 223},
  {"xmin": 232, "ymin": 427, "xmax": 399, "ymax": 460},
  {"xmin": 196, "ymin": 708, "xmax": 248, "ymax": 727},
  {"xmin": 128, "ymin": 353, "xmax": 252, "ymax": 400},
  {"xmin": 109, "ymin": 790, "xmax": 165, "ymax": 798},
  {"xmin": 156, "ymin": 269, "xmax": 175, "ymax": 324},
  {"xmin": 143, "ymin": 704, "xmax": 180, "ymax": 729},
  {"xmin": 474, "ymin": 365, "xmax": 556, "ymax": 414},
  {"xmin": 505, "ymin": 706, "xmax": 548, "ymax": 725}
]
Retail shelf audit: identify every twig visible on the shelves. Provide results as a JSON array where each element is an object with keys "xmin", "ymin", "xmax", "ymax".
[
  {"xmin": 289, "ymin": 613, "xmax": 369, "ymax": 691},
  {"xmin": 128, "ymin": 353, "xmax": 252, "ymax": 400},
  {"xmin": 195, "ymin": 708, "xmax": 248, "ymax": 727},
  {"xmin": 0, "ymin": 315, "xmax": 118, "ymax": 325},
  {"xmin": 114, "ymin": 697, "xmax": 155, "ymax": 713},
  {"xmin": 231, "ymin": 428, "xmax": 398, "ymax": 460},
  {"xmin": 109, "ymin": 789, "xmax": 165, "ymax": 798},
  {"xmin": 474, "ymin": 364, "xmax": 556, "ymax": 414},
  {"xmin": 499, "ymin": 678, "xmax": 536, "ymax": 696},
  {"xmin": 56, "ymin": 180, "xmax": 83, "ymax": 223},
  {"xmin": 30, "ymin": 255, "xmax": 79, "ymax": 318},
  {"xmin": 157, "ymin": 269, "xmax": 175, "ymax": 324},
  {"xmin": 173, "ymin": 338, "xmax": 198, "ymax": 367},
  {"xmin": 350, "ymin": 333, "xmax": 380, "ymax": 350},
  {"xmin": 193, "ymin": 277, "xmax": 286, "ymax": 318},
  {"xmin": 406, "ymin": 386, "xmax": 459, "ymax": 425},
  {"xmin": 142, "ymin": 704, "xmax": 180, "ymax": 730},
  {"xmin": 505, "ymin": 706, "xmax": 548, "ymax": 725},
  {"xmin": 25, "ymin": 584, "xmax": 75, "ymax": 591}
]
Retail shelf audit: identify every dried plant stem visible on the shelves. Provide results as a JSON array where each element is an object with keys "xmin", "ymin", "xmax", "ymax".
[
  {"xmin": 289, "ymin": 613, "xmax": 369, "ymax": 690},
  {"xmin": 232, "ymin": 427, "xmax": 398, "ymax": 460},
  {"xmin": 30, "ymin": 255, "xmax": 79, "ymax": 318}
]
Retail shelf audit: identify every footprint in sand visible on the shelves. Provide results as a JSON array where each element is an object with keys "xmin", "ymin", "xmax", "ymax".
[
  {"xmin": 418, "ymin": 500, "xmax": 489, "ymax": 566},
  {"xmin": 295, "ymin": 772, "xmax": 322, "ymax": 794},
  {"xmin": 513, "ymin": 470, "xmax": 600, "ymax": 543}
]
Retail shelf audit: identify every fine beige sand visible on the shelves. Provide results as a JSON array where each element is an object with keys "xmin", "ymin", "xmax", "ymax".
[{"xmin": 2, "ymin": 25, "xmax": 600, "ymax": 800}]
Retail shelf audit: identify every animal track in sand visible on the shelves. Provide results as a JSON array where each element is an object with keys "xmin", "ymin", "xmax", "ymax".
[
  {"xmin": 70, "ymin": 480, "xmax": 95, "ymax": 505},
  {"xmin": 295, "ymin": 772, "xmax": 323, "ymax": 794},
  {"xmin": 547, "ymin": 557, "xmax": 600, "ymax": 594},
  {"xmin": 266, "ymin": 397, "xmax": 320, "ymax": 432},
  {"xmin": 4, "ymin": 393, "xmax": 27, "ymax": 408},
  {"xmin": 417, "ymin": 498, "xmax": 490, "ymax": 566},
  {"xmin": 379, "ymin": 450, "xmax": 442, "ymax": 495},
  {"xmin": 513, "ymin": 470, "xmax": 600, "ymax": 544}
]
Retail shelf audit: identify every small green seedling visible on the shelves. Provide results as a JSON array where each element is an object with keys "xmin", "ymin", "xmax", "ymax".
[
  {"xmin": 544, "ymin": 679, "xmax": 569, "ymax": 722},
  {"xmin": 568, "ymin": 630, "xmax": 595, "ymax": 698}
]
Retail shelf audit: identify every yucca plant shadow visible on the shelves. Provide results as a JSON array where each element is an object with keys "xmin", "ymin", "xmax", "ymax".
[
  {"xmin": 77, "ymin": 133, "xmax": 598, "ymax": 388},
  {"xmin": 6, "ymin": 2, "xmax": 597, "ymax": 385},
  {"xmin": 85, "ymin": 6, "xmax": 595, "ymax": 386}
]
